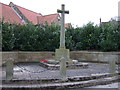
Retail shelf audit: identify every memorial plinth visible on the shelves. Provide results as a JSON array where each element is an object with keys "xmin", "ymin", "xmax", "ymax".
[{"xmin": 55, "ymin": 48, "xmax": 71, "ymax": 63}]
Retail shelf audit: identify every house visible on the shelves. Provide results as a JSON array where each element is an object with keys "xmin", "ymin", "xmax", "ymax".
[
  {"xmin": 100, "ymin": 17, "xmax": 120, "ymax": 25},
  {"xmin": 0, "ymin": 2, "xmax": 61, "ymax": 25},
  {"xmin": 64, "ymin": 23, "xmax": 72, "ymax": 28}
]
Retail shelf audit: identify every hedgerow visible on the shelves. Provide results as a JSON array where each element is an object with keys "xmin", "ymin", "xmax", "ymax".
[{"xmin": 1, "ymin": 21, "xmax": 120, "ymax": 51}]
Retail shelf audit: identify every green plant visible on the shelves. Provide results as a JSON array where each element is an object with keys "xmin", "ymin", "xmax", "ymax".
[
  {"xmin": 1, "ymin": 21, "xmax": 120, "ymax": 51},
  {"xmin": 2, "ymin": 22, "xmax": 15, "ymax": 50},
  {"xmin": 99, "ymin": 21, "xmax": 119, "ymax": 51}
]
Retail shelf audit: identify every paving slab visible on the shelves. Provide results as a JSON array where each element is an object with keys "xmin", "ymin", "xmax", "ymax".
[
  {"xmin": 1, "ymin": 62, "xmax": 119, "ymax": 80},
  {"xmin": 1, "ymin": 62, "xmax": 119, "ymax": 89}
]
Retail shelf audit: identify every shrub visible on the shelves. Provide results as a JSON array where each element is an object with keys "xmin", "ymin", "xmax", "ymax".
[
  {"xmin": 99, "ymin": 21, "xmax": 119, "ymax": 51},
  {"xmin": 65, "ymin": 27, "xmax": 76, "ymax": 50},
  {"xmin": 75, "ymin": 22, "xmax": 100, "ymax": 50},
  {"xmin": 1, "ymin": 21, "xmax": 120, "ymax": 51},
  {"xmin": 2, "ymin": 22, "xmax": 15, "ymax": 51},
  {"xmin": 13, "ymin": 23, "xmax": 60, "ymax": 51}
]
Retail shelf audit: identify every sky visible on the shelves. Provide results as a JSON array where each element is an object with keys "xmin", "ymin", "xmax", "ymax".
[{"xmin": 1, "ymin": 0, "xmax": 120, "ymax": 27}]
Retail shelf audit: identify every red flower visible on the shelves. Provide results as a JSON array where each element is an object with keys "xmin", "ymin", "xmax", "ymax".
[{"xmin": 40, "ymin": 60, "xmax": 48, "ymax": 63}]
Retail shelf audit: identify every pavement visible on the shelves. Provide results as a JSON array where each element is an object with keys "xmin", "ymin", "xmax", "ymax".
[
  {"xmin": 1, "ymin": 62, "xmax": 119, "ymax": 80},
  {"xmin": 0, "ymin": 62, "xmax": 120, "ymax": 89}
]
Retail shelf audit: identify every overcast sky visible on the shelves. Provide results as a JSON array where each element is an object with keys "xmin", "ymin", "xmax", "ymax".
[{"xmin": 1, "ymin": 0, "xmax": 120, "ymax": 27}]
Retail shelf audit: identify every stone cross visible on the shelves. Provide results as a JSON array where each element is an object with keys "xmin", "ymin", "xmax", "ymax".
[
  {"xmin": 56, "ymin": 4, "xmax": 70, "ymax": 80},
  {"xmin": 57, "ymin": 4, "xmax": 69, "ymax": 49}
]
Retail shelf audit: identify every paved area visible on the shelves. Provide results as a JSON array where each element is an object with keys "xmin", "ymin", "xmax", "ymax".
[
  {"xmin": 88, "ymin": 82, "xmax": 119, "ymax": 88},
  {"xmin": 1, "ymin": 62, "xmax": 119, "ymax": 80}
]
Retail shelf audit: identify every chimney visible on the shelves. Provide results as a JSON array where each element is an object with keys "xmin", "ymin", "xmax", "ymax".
[
  {"xmin": 39, "ymin": 13, "xmax": 43, "ymax": 16},
  {"xmin": 100, "ymin": 18, "xmax": 102, "ymax": 25},
  {"xmin": 9, "ymin": 2, "xmax": 15, "ymax": 7}
]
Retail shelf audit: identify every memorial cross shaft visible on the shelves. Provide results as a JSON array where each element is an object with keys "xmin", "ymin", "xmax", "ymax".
[
  {"xmin": 56, "ymin": 4, "xmax": 71, "ymax": 80},
  {"xmin": 57, "ymin": 4, "xmax": 69, "ymax": 49}
]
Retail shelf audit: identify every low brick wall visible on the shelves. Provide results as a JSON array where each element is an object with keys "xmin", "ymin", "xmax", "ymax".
[
  {"xmin": 70, "ymin": 51, "xmax": 120, "ymax": 63},
  {"xmin": 1, "ymin": 51, "xmax": 54, "ymax": 63},
  {"xmin": 1, "ymin": 51, "xmax": 120, "ymax": 64}
]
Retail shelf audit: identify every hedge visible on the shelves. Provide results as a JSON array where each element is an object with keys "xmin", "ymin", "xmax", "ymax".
[{"xmin": 1, "ymin": 21, "xmax": 120, "ymax": 51}]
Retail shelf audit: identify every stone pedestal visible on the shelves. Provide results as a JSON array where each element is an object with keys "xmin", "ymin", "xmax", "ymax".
[
  {"xmin": 6, "ymin": 58, "xmax": 14, "ymax": 79},
  {"xmin": 55, "ymin": 48, "xmax": 70, "ymax": 79},
  {"xmin": 55, "ymin": 48, "xmax": 72, "ymax": 64},
  {"xmin": 59, "ymin": 57, "xmax": 67, "ymax": 79},
  {"xmin": 109, "ymin": 60, "xmax": 116, "ymax": 74},
  {"xmin": 108, "ymin": 55, "xmax": 116, "ymax": 74}
]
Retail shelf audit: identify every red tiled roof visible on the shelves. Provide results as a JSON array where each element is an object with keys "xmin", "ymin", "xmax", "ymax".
[
  {"xmin": 64, "ymin": 23, "xmax": 72, "ymax": 28},
  {"xmin": 0, "ymin": 2, "xmax": 59, "ymax": 25},
  {"xmin": 37, "ymin": 16, "xmax": 44, "ymax": 24},
  {"xmin": 64, "ymin": 23, "xmax": 68, "ymax": 27},
  {"xmin": 0, "ymin": 3, "xmax": 23, "ymax": 24},
  {"xmin": 16, "ymin": 5, "xmax": 42, "ymax": 24},
  {"xmin": 42, "ymin": 14, "xmax": 59, "ymax": 25},
  {"xmin": 37, "ymin": 13, "xmax": 59, "ymax": 25}
]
